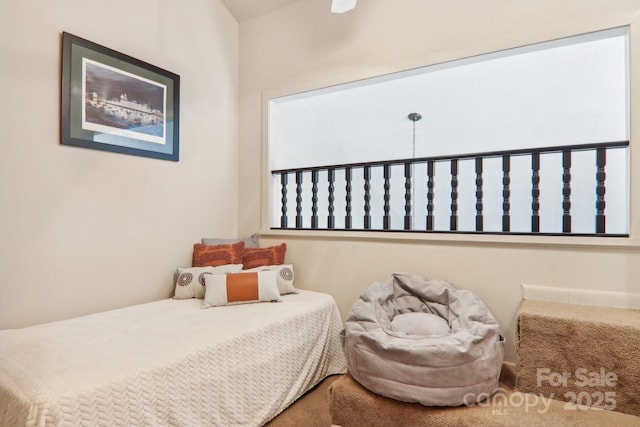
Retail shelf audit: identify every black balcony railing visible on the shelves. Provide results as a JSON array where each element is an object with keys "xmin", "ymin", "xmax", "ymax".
[{"xmin": 271, "ymin": 141, "xmax": 629, "ymax": 236}]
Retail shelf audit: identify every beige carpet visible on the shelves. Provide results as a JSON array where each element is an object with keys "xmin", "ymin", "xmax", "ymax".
[
  {"xmin": 329, "ymin": 365, "xmax": 640, "ymax": 427},
  {"xmin": 268, "ymin": 300, "xmax": 640, "ymax": 426},
  {"xmin": 516, "ymin": 300, "xmax": 640, "ymax": 417},
  {"xmin": 265, "ymin": 374, "xmax": 341, "ymax": 426}
]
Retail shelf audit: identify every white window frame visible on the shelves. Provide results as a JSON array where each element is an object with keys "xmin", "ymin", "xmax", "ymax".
[{"xmin": 260, "ymin": 26, "xmax": 638, "ymax": 248}]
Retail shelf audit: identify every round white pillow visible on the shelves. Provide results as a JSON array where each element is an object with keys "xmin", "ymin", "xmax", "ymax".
[{"xmin": 390, "ymin": 312, "xmax": 450, "ymax": 337}]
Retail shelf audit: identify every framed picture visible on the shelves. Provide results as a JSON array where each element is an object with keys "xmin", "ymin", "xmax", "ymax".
[{"xmin": 61, "ymin": 32, "xmax": 180, "ymax": 161}]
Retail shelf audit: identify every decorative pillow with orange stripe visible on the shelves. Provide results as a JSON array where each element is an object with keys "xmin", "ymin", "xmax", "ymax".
[
  {"xmin": 202, "ymin": 271, "xmax": 281, "ymax": 308},
  {"xmin": 192, "ymin": 241, "xmax": 245, "ymax": 267},
  {"xmin": 242, "ymin": 243, "xmax": 286, "ymax": 269}
]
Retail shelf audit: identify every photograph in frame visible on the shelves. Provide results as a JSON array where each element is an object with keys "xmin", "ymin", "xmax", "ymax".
[{"xmin": 61, "ymin": 32, "xmax": 180, "ymax": 161}]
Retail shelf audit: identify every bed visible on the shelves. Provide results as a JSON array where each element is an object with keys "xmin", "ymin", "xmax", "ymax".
[{"xmin": 0, "ymin": 290, "xmax": 347, "ymax": 426}]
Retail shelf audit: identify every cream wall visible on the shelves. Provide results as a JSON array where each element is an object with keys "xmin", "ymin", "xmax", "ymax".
[
  {"xmin": 0, "ymin": 0, "xmax": 239, "ymax": 329},
  {"xmin": 238, "ymin": 0, "xmax": 640, "ymax": 362}
]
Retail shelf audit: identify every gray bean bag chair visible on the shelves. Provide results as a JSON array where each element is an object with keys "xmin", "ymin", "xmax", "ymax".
[{"xmin": 341, "ymin": 273, "xmax": 504, "ymax": 406}]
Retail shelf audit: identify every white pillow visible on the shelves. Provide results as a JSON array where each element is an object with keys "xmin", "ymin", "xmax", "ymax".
[
  {"xmin": 390, "ymin": 312, "xmax": 450, "ymax": 337},
  {"xmin": 202, "ymin": 271, "xmax": 281, "ymax": 308},
  {"xmin": 242, "ymin": 264, "xmax": 297, "ymax": 295},
  {"xmin": 173, "ymin": 264, "xmax": 243, "ymax": 299}
]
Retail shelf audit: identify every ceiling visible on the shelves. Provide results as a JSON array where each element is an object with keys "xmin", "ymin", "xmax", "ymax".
[{"xmin": 221, "ymin": 0, "xmax": 303, "ymax": 22}]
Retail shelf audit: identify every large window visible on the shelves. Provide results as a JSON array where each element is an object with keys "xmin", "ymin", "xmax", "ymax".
[{"xmin": 268, "ymin": 27, "xmax": 629, "ymax": 236}]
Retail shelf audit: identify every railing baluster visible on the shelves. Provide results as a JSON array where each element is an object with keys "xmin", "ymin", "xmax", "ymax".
[
  {"xmin": 345, "ymin": 167, "xmax": 352, "ymax": 229},
  {"xmin": 404, "ymin": 162, "xmax": 412, "ymax": 230},
  {"xmin": 364, "ymin": 166, "xmax": 371, "ymax": 229},
  {"xmin": 502, "ymin": 155, "xmax": 511, "ymax": 232},
  {"xmin": 327, "ymin": 168, "xmax": 335, "ymax": 229},
  {"xmin": 271, "ymin": 141, "xmax": 628, "ymax": 236},
  {"xmin": 311, "ymin": 170, "xmax": 319, "ymax": 229},
  {"xmin": 280, "ymin": 172, "xmax": 288, "ymax": 228},
  {"xmin": 475, "ymin": 157, "xmax": 483, "ymax": 232},
  {"xmin": 596, "ymin": 148, "xmax": 606, "ymax": 233},
  {"xmin": 562, "ymin": 150, "xmax": 572, "ymax": 233},
  {"xmin": 426, "ymin": 161, "xmax": 434, "ymax": 231},
  {"xmin": 450, "ymin": 159, "xmax": 458, "ymax": 231},
  {"xmin": 531, "ymin": 153, "xmax": 540, "ymax": 233},
  {"xmin": 383, "ymin": 164, "xmax": 391, "ymax": 230},
  {"xmin": 295, "ymin": 171, "xmax": 303, "ymax": 229}
]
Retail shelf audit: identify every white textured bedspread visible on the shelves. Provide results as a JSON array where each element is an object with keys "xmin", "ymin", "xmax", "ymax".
[{"xmin": 0, "ymin": 290, "xmax": 347, "ymax": 426}]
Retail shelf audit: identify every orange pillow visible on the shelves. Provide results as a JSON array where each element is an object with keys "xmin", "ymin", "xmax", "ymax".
[
  {"xmin": 192, "ymin": 241, "xmax": 245, "ymax": 267},
  {"xmin": 242, "ymin": 243, "xmax": 286, "ymax": 269}
]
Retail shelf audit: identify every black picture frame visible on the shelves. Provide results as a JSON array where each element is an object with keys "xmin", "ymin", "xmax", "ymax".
[{"xmin": 61, "ymin": 32, "xmax": 180, "ymax": 161}]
